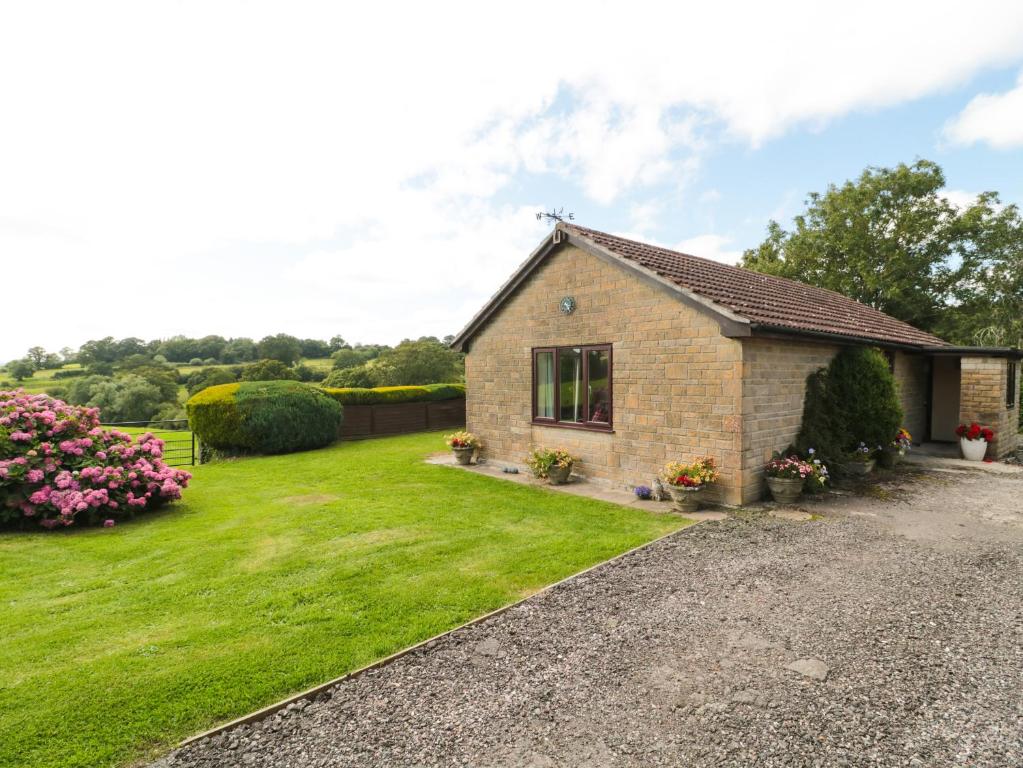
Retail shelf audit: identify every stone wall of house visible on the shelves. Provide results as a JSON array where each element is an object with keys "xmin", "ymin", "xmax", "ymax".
[
  {"xmin": 959, "ymin": 356, "xmax": 1019, "ymax": 458},
  {"xmin": 893, "ymin": 351, "xmax": 929, "ymax": 442},
  {"xmin": 738, "ymin": 338, "xmax": 839, "ymax": 502},
  {"xmin": 464, "ymin": 243, "xmax": 747, "ymax": 505}
]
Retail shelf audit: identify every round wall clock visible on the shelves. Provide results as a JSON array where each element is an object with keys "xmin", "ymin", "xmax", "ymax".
[{"xmin": 559, "ymin": 296, "xmax": 577, "ymax": 315}]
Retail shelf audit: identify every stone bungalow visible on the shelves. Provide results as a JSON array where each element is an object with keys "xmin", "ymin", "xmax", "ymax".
[{"xmin": 451, "ymin": 223, "xmax": 1022, "ymax": 505}]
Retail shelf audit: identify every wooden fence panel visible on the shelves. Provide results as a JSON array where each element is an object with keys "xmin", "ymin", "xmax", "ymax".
[{"xmin": 339, "ymin": 398, "xmax": 465, "ymax": 440}]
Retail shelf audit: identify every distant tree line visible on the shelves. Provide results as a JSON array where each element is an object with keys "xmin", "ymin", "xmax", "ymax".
[{"xmin": 2, "ymin": 333, "xmax": 464, "ymax": 423}]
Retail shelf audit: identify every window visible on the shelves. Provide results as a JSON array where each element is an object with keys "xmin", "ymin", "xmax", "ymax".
[
  {"xmin": 533, "ymin": 344, "xmax": 612, "ymax": 429},
  {"xmin": 1009, "ymin": 361, "xmax": 1019, "ymax": 409}
]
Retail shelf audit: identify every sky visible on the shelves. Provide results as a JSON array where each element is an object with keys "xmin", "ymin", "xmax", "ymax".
[{"xmin": 3, "ymin": 1, "xmax": 1023, "ymax": 362}]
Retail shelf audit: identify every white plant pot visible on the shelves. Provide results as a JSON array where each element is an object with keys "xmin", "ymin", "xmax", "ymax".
[{"xmin": 960, "ymin": 438, "xmax": 988, "ymax": 462}]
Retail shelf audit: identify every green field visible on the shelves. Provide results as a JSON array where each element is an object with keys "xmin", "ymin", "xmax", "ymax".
[{"xmin": 0, "ymin": 431, "xmax": 687, "ymax": 768}]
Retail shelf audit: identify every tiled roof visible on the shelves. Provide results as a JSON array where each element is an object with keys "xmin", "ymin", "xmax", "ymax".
[{"xmin": 565, "ymin": 224, "xmax": 948, "ymax": 348}]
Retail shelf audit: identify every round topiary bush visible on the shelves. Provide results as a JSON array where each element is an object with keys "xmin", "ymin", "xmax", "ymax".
[
  {"xmin": 186, "ymin": 380, "xmax": 342, "ymax": 455},
  {"xmin": 0, "ymin": 390, "xmax": 191, "ymax": 529}
]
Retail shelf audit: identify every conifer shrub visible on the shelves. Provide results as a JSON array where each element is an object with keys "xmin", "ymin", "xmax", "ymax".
[
  {"xmin": 795, "ymin": 347, "xmax": 903, "ymax": 471},
  {"xmin": 186, "ymin": 381, "xmax": 342, "ymax": 455},
  {"xmin": 795, "ymin": 369, "xmax": 844, "ymax": 468},
  {"xmin": 826, "ymin": 347, "xmax": 903, "ymax": 451}
]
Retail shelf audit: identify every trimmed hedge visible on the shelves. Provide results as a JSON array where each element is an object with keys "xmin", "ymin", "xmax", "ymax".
[
  {"xmin": 186, "ymin": 381, "xmax": 342, "ymax": 455},
  {"xmin": 322, "ymin": 383, "xmax": 464, "ymax": 407}
]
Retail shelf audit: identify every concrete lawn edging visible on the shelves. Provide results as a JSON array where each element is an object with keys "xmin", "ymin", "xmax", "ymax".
[{"xmin": 174, "ymin": 519, "xmax": 702, "ymax": 749}]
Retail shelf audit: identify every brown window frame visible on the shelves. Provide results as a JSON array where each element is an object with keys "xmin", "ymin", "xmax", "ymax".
[
  {"xmin": 532, "ymin": 344, "xmax": 613, "ymax": 432},
  {"xmin": 1008, "ymin": 361, "xmax": 1018, "ymax": 410}
]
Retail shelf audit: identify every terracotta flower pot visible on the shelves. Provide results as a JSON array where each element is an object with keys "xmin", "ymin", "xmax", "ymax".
[
  {"xmin": 960, "ymin": 438, "xmax": 987, "ymax": 462},
  {"xmin": 766, "ymin": 476, "xmax": 803, "ymax": 504},
  {"xmin": 547, "ymin": 462, "xmax": 572, "ymax": 485},
  {"xmin": 452, "ymin": 446, "xmax": 474, "ymax": 465},
  {"xmin": 665, "ymin": 484, "xmax": 703, "ymax": 513}
]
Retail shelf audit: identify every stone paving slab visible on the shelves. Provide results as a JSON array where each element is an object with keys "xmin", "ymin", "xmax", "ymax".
[{"xmin": 425, "ymin": 452, "xmax": 700, "ymax": 515}]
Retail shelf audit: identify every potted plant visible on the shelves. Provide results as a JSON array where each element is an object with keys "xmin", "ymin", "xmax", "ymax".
[
  {"xmin": 764, "ymin": 454, "xmax": 826, "ymax": 503},
  {"xmin": 525, "ymin": 447, "xmax": 575, "ymax": 484},
  {"xmin": 955, "ymin": 422, "xmax": 994, "ymax": 461},
  {"xmin": 801, "ymin": 449, "xmax": 831, "ymax": 496},
  {"xmin": 661, "ymin": 457, "xmax": 719, "ymax": 513},
  {"xmin": 445, "ymin": 431, "xmax": 480, "ymax": 465},
  {"xmin": 841, "ymin": 442, "xmax": 876, "ymax": 476},
  {"xmin": 877, "ymin": 428, "xmax": 912, "ymax": 469}
]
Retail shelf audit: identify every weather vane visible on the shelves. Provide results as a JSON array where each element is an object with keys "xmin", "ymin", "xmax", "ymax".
[{"xmin": 535, "ymin": 207, "xmax": 575, "ymax": 224}]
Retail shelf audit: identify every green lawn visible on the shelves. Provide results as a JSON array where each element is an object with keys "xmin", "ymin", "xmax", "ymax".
[{"xmin": 0, "ymin": 431, "xmax": 686, "ymax": 768}]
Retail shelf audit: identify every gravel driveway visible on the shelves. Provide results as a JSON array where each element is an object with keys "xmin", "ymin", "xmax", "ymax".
[{"xmin": 160, "ymin": 465, "xmax": 1023, "ymax": 767}]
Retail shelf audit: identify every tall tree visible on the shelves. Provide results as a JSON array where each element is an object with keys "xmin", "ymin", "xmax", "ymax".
[
  {"xmin": 26, "ymin": 346, "xmax": 48, "ymax": 367},
  {"xmin": 373, "ymin": 338, "xmax": 463, "ymax": 386},
  {"xmin": 937, "ymin": 192, "xmax": 1023, "ymax": 347},
  {"xmin": 256, "ymin": 334, "xmax": 303, "ymax": 365},
  {"xmin": 741, "ymin": 160, "xmax": 1022, "ymax": 337}
]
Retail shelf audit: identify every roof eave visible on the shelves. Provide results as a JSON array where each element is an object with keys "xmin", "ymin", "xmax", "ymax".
[
  {"xmin": 449, "ymin": 229, "xmax": 561, "ymax": 352},
  {"xmin": 747, "ymin": 322, "xmax": 938, "ymax": 351},
  {"xmin": 922, "ymin": 345, "xmax": 1023, "ymax": 359}
]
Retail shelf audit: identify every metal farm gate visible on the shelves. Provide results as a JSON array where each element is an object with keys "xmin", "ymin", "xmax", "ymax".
[{"xmin": 100, "ymin": 419, "xmax": 196, "ymax": 467}]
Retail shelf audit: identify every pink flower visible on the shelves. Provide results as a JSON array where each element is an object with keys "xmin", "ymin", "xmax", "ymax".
[{"xmin": 103, "ymin": 519, "xmax": 115, "ymax": 528}]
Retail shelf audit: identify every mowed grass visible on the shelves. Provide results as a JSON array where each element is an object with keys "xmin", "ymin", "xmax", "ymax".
[{"xmin": 0, "ymin": 431, "xmax": 687, "ymax": 768}]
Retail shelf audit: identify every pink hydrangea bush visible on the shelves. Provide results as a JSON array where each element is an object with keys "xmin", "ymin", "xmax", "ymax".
[{"xmin": 0, "ymin": 390, "xmax": 191, "ymax": 529}]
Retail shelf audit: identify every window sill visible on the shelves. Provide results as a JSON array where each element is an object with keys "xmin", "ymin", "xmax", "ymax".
[{"xmin": 531, "ymin": 419, "xmax": 614, "ymax": 434}]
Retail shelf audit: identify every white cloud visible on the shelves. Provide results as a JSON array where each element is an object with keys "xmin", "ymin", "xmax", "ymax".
[
  {"xmin": 1, "ymin": 1, "xmax": 1023, "ymax": 359},
  {"xmin": 944, "ymin": 70, "xmax": 1023, "ymax": 148},
  {"xmin": 675, "ymin": 235, "xmax": 743, "ymax": 265},
  {"xmin": 628, "ymin": 200, "xmax": 664, "ymax": 233},
  {"xmin": 941, "ymin": 189, "xmax": 980, "ymax": 210}
]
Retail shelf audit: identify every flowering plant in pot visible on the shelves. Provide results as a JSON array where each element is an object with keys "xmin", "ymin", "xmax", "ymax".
[
  {"xmin": 445, "ymin": 431, "xmax": 480, "ymax": 465},
  {"xmin": 841, "ymin": 442, "xmax": 876, "ymax": 476},
  {"xmin": 661, "ymin": 457, "xmax": 718, "ymax": 513},
  {"xmin": 633, "ymin": 485, "xmax": 653, "ymax": 500},
  {"xmin": 763, "ymin": 454, "xmax": 826, "ymax": 503},
  {"xmin": 525, "ymin": 447, "xmax": 575, "ymax": 484},
  {"xmin": 878, "ymin": 428, "xmax": 912, "ymax": 468},
  {"xmin": 955, "ymin": 422, "xmax": 994, "ymax": 461}
]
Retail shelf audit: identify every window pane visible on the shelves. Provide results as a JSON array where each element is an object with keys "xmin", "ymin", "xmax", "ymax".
[
  {"xmin": 535, "ymin": 351, "xmax": 554, "ymax": 419},
  {"xmin": 559, "ymin": 348, "xmax": 583, "ymax": 422},
  {"xmin": 587, "ymin": 349, "xmax": 611, "ymax": 423}
]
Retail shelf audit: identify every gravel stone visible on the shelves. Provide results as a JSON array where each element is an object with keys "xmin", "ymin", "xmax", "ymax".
[
  {"xmin": 158, "ymin": 466, "xmax": 1023, "ymax": 767},
  {"xmin": 785, "ymin": 658, "xmax": 829, "ymax": 681}
]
